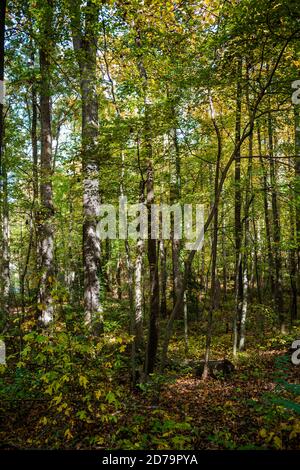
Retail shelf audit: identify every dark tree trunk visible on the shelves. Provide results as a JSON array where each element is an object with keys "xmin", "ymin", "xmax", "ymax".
[
  {"xmin": 145, "ymin": 162, "xmax": 159, "ymax": 375},
  {"xmin": 159, "ymin": 238, "xmax": 167, "ymax": 318},
  {"xmin": 258, "ymin": 126, "xmax": 275, "ymax": 296},
  {"xmin": 267, "ymin": 109, "xmax": 284, "ymax": 329},
  {"xmin": 170, "ymin": 128, "xmax": 182, "ymax": 316},
  {"xmin": 202, "ymin": 95, "xmax": 221, "ymax": 379},
  {"xmin": 289, "ymin": 193, "xmax": 298, "ymax": 323},
  {"xmin": 294, "ymin": 107, "xmax": 300, "ymax": 292}
]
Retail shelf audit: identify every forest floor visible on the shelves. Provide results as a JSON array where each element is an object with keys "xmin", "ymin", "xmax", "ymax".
[
  {"xmin": 160, "ymin": 349, "xmax": 299, "ymax": 449},
  {"xmin": 1, "ymin": 316, "xmax": 300, "ymax": 450},
  {"xmin": 114, "ymin": 335, "xmax": 300, "ymax": 450}
]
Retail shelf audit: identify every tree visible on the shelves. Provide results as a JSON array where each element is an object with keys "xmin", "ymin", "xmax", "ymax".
[
  {"xmin": 38, "ymin": 0, "xmax": 55, "ymax": 324},
  {"xmin": 69, "ymin": 0, "xmax": 102, "ymax": 331},
  {"xmin": 0, "ymin": 0, "xmax": 9, "ymax": 326}
]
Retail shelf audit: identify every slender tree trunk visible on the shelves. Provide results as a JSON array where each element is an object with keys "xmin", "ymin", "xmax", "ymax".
[
  {"xmin": 202, "ymin": 95, "xmax": 221, "ymax": 379},
  {"xmin": 145, "ymin": 162, "xmax": 159, "ymax": 375},
  {"xmin": 0, "ymin": 0, "xmax": 5, "ymax": 167},
  {"xmin": 125, "ymin": 240, "xmax": 134, "ymax": 308},
  {"xmin": 252, "ymin": 216, "xmax": 262, "ymax": 303},
  {"xmin": 0, "ymin": 0, "xmax": 7, "ymax": 326},
  {"xmin": 159, "ymin": 238, "xmax": 167, "ymax": 317},
  {"xmin": 221, "ymin": 205, "xmax": 227, "ymax": 299},
  {"xmin": 233, "ymin": 58, "xmax": 243, "ymax": 356},
  {"xmin": 20, "ymin": 43, "xmax": 37, "ymax": 313},
  {"xmin": 289, "ymin": 185, "xmax": 297, "ymax": 323},
  {"xmin": 134, "ymin": 238, "xmax": 144, "ymax": 344},
  {"xmin": 38, "ymin": 0, "xmax": 54, "ymax": 325},
  {"xmin": 183, "ymin": 291, "xmax": 188, "ymax": 355},
  {"xmin": 289, "ymin": 151, "xmax": 297, "ymax": 323},
  {"xmin": 131, "ymin": 178, "xmax": 145, "ymax": 385},
  {"xmin": 258, "ymin": 126, "xmax": 275, "ymax": 296},
  {"xmin": 294, "ymin": 106, "xmax": 300, "ymax": 291},
  {"xmin": 70, "ymin": 0, "xmax": 102, "ymax": 331},
  {"xmin": 268, "ymin": 109, "xmax": 284, "ymax": 329},
  {"xmin": 116, "ymin": 255, "xmax": 122, "ymax": 300},
  {"xmin": 133, "ymin": 35, "xmax": 160, "ymax": 374},
  {"xmin": 1, "ymin": 148, "xmax": 9, "ymax": 314},
  {"xmin": 132, "ymin": 249, "xmax": 143, "ymax": 387},
  {"xmin": 170, "ymin": 128, "xmax": 183, "ymax": 316},
  {"xmin": 239, "ymin": 67, "xmax": 253, "ymax": 351},
  {"xmin": 30, "ymin": 49, "xmax": 39, "ymax": 275}
]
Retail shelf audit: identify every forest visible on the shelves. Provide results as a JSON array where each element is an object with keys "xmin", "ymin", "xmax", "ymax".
[{"xmin": 0, "ymin": 0, "xmax": 300, "ymax": 452}]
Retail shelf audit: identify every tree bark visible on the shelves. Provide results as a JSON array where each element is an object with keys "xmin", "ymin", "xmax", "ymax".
[
  {"xmin": 38, "ymin": 0, "xmax": 54, "ymax": 325},
  {"xmin": 69, "ymin": 0, "xmax": 102, "ymax": 330},
  {"xmin": 233, "ymin": 58, "xmax": 243, "ymax": 356},
  {"xmin": 294, "ymin": 106, "xmax": 300, "ymax": 292},
  {"xmin": 131, "ymin": 180, "xmax": 145, "ymax": 385},
  {"xmin": 202, "ymin": 94, "xmax": 221, "ymax": 379},
  {"xmin": 0, "ymin": 0, "xmax": 5, "ymax": 167},
  {"xmin": 170, "ymin": 127, "xmax": 183, "ymax": 316},
  {"xmin": 258, "ymin": 126, "xmax": 275, "ymax": 296},
  {"xmin": 267, "ymin": 108, "xmax": 284, "ymax": 329},
  {"xmin": 0, "ymin": 0, "xmax": 7, "ymax": 327},
  {"xmin": 239, "ymin": 66, "xmax": 253, "ymax": 351},
  {"xmin": 145, "ymin": 162, "xmax": 159, "ymax": 375},
  {"xmin": 289, "ymin": 172, "xmax": 298, "ymax": 323},
  {"xmin": 159, "ymin": 238, "xmax": 167, "ymax": 317}
]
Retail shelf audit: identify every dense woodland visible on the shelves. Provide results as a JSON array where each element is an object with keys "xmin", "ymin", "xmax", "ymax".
[{"xmin": 0, "ymin": 0, "xmax": 300, "ymax": 451}]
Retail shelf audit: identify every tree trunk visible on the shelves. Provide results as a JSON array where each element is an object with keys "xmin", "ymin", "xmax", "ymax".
[
  {"xmin": 170, "ymin": 128, "xmax": 182, "ymax": 316},
  {"xmin": 0, "ymin": 0, "xmax": 7, "ymax": 327},
  {"xmin": 294, "ymin": 106, "xmax": 300, "ymax": 292},
  {"xmin": 233, "ymin": 58, "xmax": 243, "ymax": 356},
  {"xmin": 0, "ymin": 0, "xmax": 5, "ymax": 166},
  {"xmin": 1, "ymin": 147, "xmax": 9, "ymax": 317},
  {"xmin": 289, "ymin": 155, "xmax": 297, "ymax": 322},
  {"xmin": 202, "ymin": 94, "xmax": 221, "ymax": 379},
  {"xmin": 134, "ymin": 238, "xmax": 144, "ymax": 345},
  {"xmin": 38, "ymin": 0, "xmax": 54, "ymax": 325},
  {"xmin": 70, "ymin": 0, "xmax": 102, "ymax": 331},
  {"xmin": 131, "ymin": 181, "xmax": 145, "ymax": 385},
  {"xmin": 221, "ymin": 205, "xmax": 227, "ymax": 299},
  {"xmin": 239, "ymin": 66, "xmax": 253, "ymax": 351},
  {"xmin": 183, "ymin": 290, "xmax": 188, "ymax": 355},
  {"xmin": 145, "ymin": 162, "xmax": 159, "ymax": 375},
  {"xmin": 289, "ymin": 190, "xmax": 298, "ymax": 323},
  {"xmin": 252, "ymin": 215, "xmax": 262, "ymax": 304},
  {"xmin": 30, "ymin": 49, "xmax": 39, "ymax": 276},
  {"xmin": 159, "ymin": 238, "xmax": 167, "ymax": 317},
  {"xmin": 258, "ymin": 126, "xmax": 275, "ymax": 296},
  {"xmin": 268, "ymin": 109, "xmax": 284, "ymax": 329}
]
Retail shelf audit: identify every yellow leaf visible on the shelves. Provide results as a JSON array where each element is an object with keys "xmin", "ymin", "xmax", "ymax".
[
  {"xmin": 259, "ymin": 428, "xmax": 267, "ymax": 438},
  {"xmin": 273, "ymin": 436, "xmax": 282, "ymax": 449},
  {"xmin": 79, "ymin": 375, "xmax": 88, "ymax": 388},
  {"xmin": 40, "ymin": 416, "xmax": 48, "ymax": 425},
  {"xmin": 64, "ymin": 429, "xmax": 73, "ymax": 440},
  {"xmin": 53, "ymin": 393, "xmax": 62, "ymax": 405}
]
